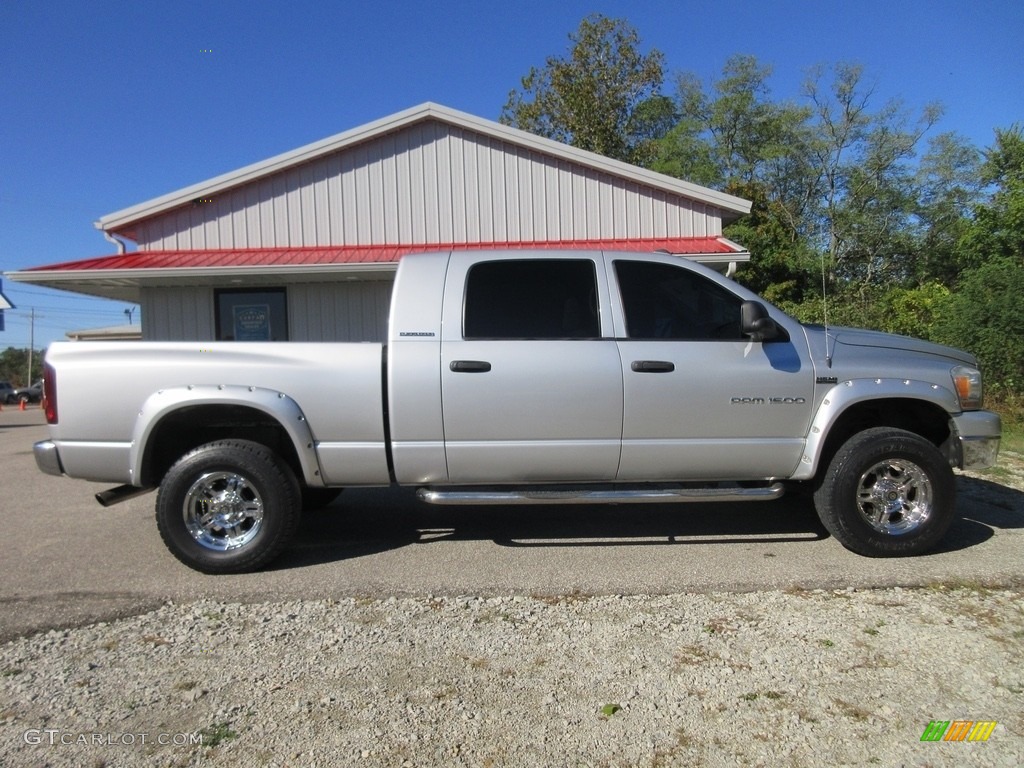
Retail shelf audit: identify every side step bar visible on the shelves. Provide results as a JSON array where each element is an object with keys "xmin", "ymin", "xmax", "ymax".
[{"xmin": 417, "ymin": 483, "xmax": 785, "ymax": 506}]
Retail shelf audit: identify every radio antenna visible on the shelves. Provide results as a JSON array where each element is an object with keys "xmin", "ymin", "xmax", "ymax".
[{"xmin": 821, "ymin": 250, "xmax": 833, "ymax": 368}]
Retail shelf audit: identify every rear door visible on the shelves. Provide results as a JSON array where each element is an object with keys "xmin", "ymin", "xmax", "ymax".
[
  {"xmin": 610, "ymin": 255, "xmax": 814, "ymax": 480},
  {"xmin": 440, "ymin": 253, "xmax": 623, "ymax": 484}
]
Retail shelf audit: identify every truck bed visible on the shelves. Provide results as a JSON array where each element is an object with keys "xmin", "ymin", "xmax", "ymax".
[{"xmin": 42, "ymin": 341, "xmax": 391, "ymax": 486}]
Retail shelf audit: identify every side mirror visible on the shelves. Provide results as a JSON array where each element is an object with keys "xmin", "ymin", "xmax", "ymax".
[{"xmin": 740, "ymin": 301, "xmax": 780, "ymax": 342}]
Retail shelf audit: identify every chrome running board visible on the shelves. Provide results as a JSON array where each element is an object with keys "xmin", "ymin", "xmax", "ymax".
[{"xmin": 417, "ymin": 483, "xmax": 785, "ymax": 506}]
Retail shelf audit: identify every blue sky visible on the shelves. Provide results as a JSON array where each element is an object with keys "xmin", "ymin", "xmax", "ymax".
[{"xmin": 1, "ymin": 0, "xmax": 1021, "ymax": 347}]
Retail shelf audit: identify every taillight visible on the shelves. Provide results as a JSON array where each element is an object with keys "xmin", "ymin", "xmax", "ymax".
[{"xmin": 43, "ymin": 362, "xmax": 57, "ymax": 424}]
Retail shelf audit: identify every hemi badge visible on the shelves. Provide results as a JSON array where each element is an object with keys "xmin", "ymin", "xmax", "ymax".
[{"xmin": 817, "ymin": 376, "xmax": 839, "ymax": 384}]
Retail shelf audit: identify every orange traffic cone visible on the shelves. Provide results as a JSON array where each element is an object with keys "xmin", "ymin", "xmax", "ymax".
[{"xmin": 19, "ymin": 399, "xmax": 26, "ymax": 411}]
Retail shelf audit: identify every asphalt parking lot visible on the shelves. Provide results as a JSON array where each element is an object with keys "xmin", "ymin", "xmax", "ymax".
[{"xmin": 2, "ymin": 405, "xmax": 1022, "ymax": 640}]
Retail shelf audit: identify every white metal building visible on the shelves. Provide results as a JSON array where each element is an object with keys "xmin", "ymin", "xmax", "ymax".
[{"xmin": 9, "ymin": 103, "xmax": 752, "ymax": 342}]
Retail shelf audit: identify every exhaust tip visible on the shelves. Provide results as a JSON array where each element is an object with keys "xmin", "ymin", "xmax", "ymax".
[{"xmin": 95, "ymin": 484, "xmax": 154, "ymax": 507}]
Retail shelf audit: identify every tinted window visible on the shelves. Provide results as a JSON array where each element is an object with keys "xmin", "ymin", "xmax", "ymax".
[
  {"xmin": 464, "ymin": 260, "xmax": 599, "ymax": 339},
  {"xmin": 615, "ymin": 260, "xmax": 743, "ymax": 340},
  {"xmin": 215, "ymin": 288, "xmax": 288, "ymax": 341}
]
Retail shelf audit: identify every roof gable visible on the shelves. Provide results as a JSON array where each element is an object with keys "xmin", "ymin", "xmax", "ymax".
[{"xmin": 97, "ymin": 103, "xmax": 750, "ymax": 244}]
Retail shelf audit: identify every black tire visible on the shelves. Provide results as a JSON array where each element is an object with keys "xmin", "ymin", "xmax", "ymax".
[
  {"xmin": 301, "ymin": 487, "xmax": 343, "ymax": 511},
  {"xmin": 156, "ymin": 439, "xmax": 301, "ymax": 574},
  {"xmin": 813, "ymin": 427, "xmax": 955, "ymax": 557}
]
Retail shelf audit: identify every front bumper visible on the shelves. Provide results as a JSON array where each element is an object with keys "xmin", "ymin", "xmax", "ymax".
[
  {"xmin": 949, "ymin": 411, "xmax": 1002, "ymax": 470},
  {"xmin": 34, "ymin": 440, "xmax": 65, "ymax": 477}
]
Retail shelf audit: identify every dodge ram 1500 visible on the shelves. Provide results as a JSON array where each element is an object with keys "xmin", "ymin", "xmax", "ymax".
[{"xmin": 34, "ymin": 249, "xmax": 1002, "ymax": 572}]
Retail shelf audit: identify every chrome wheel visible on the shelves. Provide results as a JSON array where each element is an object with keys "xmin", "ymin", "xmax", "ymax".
[
  {"xmin": 183, "ymin": 471, "xmax": 265, "ymax": 551},
  {"xmin": 158, "ymin": 440, "xmax": 301, "ymax": 573},
  {"xmin": 815, "ymin": 428, "xmax": 954, "ymax": 557},
  {"xmin": 855, "ymin": 458, "xmax": 932, "ymax": 536}
]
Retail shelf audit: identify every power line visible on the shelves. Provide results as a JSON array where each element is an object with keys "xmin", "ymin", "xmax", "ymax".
[{"xmin": 7, "ymin": 306, "xmax": 138, "ymax": 318}]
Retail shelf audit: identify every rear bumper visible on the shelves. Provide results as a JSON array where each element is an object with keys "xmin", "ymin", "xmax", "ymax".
[
  {"xmin": 32, "ymin": 439, "xmax": 132, "ymax": 483},
  {"xmin": 34, "ymin": 440, "xmax": 65, "ymax": 477},
  {"xmin": 950, "ymin": 411, "xmax": 1002, "ymax": 470}
]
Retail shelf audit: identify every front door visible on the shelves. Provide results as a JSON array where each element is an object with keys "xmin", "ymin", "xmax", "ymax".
[{"xmin": 611, "ymin": 257, "xmax": 814, "ymax": 481}]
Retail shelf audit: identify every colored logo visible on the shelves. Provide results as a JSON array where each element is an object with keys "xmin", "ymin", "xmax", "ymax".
[{"xmin": 920, "ymin": 720, "xmax": 997, "ymax": 742}]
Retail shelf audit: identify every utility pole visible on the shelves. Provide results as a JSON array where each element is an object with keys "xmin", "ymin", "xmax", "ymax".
[{"xmin": 27, "ymin": 307, "xmax": 35, "ymax": 384}]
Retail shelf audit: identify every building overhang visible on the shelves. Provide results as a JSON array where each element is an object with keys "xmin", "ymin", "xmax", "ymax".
[
  {"xmin": 5, "ymin": 238, "xmax": 750, "ymax": 302},
  {"xmin": 65, "ymin": 324, "xmax": 142, "ymax": 341}
]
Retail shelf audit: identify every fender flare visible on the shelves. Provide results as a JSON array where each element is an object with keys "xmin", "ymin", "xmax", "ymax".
[
  {"xmin": 790, "ymin": 378, "xmax": 960, "ymax": 481},
  {"xmin": 128, "ymin": 385, "xmax": 324, "ymax": 486}
]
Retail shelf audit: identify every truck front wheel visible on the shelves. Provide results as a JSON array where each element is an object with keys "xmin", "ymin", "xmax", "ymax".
[
  {"xmin": 814, "ymin": 428, "xmax": 955, "ymax": 557},
  {"xmin": 156, "ymin": 440, "xmax": 301, "ymax": 573}
]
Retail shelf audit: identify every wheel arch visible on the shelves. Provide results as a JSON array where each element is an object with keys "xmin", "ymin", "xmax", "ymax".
[
  {"xmin": 130, "ymin": 386, "xmax": 323, "ymax": 488},
  {"xmin": 793, "ymin": 379, "xmax": 959, "ymax": 482}
]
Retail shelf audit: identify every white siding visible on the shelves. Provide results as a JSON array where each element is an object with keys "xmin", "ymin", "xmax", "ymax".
[
  {"xmin": 140, "ymin": 283, "xmax": 392, "ymax": 342},
  {"xmin": 141, "ymin": 286, "xmax": 215, "ymax": 341},
  {"xmin": 288, "ymin": 282, "xmax": 392, "ymax": 342},
  {"xmin": 133, "ymin": 122, "xmax": 727, "ymax": 251}
]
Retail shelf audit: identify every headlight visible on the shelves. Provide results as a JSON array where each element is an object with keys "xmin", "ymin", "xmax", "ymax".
[{"xmin": 951, "ymin": 365, "xmax": 983, "ymax": 410}]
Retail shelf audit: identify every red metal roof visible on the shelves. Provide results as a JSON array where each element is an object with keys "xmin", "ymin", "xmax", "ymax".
[{"xmin": 25, "ymin": 238, "xmax": 744, "ymax": 273}]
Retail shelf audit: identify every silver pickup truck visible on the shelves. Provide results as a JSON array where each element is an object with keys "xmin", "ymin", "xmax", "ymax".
[{"xmin": 34, "ymin": 249, "xmax": 1002, "ymax": 572}]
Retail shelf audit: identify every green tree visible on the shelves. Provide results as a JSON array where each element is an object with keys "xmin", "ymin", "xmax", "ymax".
[
  {"xmin": 664, "ymin": 56, "xmax": 813, "ymax": 186},
  {"xmin": 656, "ymin": 59, "xmax": 968, "ymax": 331},
  {"xmin": 957, "ymin": 125, "xmax": 1024, "ymax": 270},
  {"xmin": 501, "ymin": 14, "xmax": 666, "ymax": 163},
  {"xmin": 503, "ymin": 22, "xmax": 999, "ymax": 352},
  {"xmin": 802, "ymin": 63, "xmax": 942, "ymax": 293},
  {"xmin": 720, "ymin": 179, "xmax": 819, "ymax": 304},
  {"xmin": 933, "ymin": 260, "xmax": 1024, "ymax": 391},
  {"xmin": 936, "ymin": 127, "xmax": 1024, "ymax": 396},
  {"xmin": 625, "ymin": 94, "xmax": 678, "ymax": 168},
  {"xmin": 651, "ymin": 56, "xmax": 819, "ymax": 300},
  {"xmin": 0, "ymin": 346, "xmax": 33, "ymax": 389},
  {"xmin": 913, "ymin": 132, "xmax": 983, "ymax": 286}
]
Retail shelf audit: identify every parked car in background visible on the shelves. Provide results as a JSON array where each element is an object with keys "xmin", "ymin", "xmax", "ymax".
[
  {"xmin": 0, "ymin": 381, "xmax": 16, "ymax": 404},
  {"xmin": 12, "ymin": 380, "xmax": 43, "ymax": 404}
]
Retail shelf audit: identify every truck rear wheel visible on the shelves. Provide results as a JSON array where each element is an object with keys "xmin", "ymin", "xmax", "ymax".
[
  {"xmin": 156, "ymin": 439, "xmax": 301, "ymax": 573},
  {"xmin": 813, "ymin": 428, "xmax": 955, "ymax": 557}
]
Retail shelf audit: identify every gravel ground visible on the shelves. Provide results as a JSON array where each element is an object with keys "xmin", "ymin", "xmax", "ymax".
[
  {"xmin": 2, "ymin": 444, "xmax": 1021, "ymax": 767},
  {"xmin": 1, "ymin": 585, "xmax": 1022, "ymax": 767}
]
